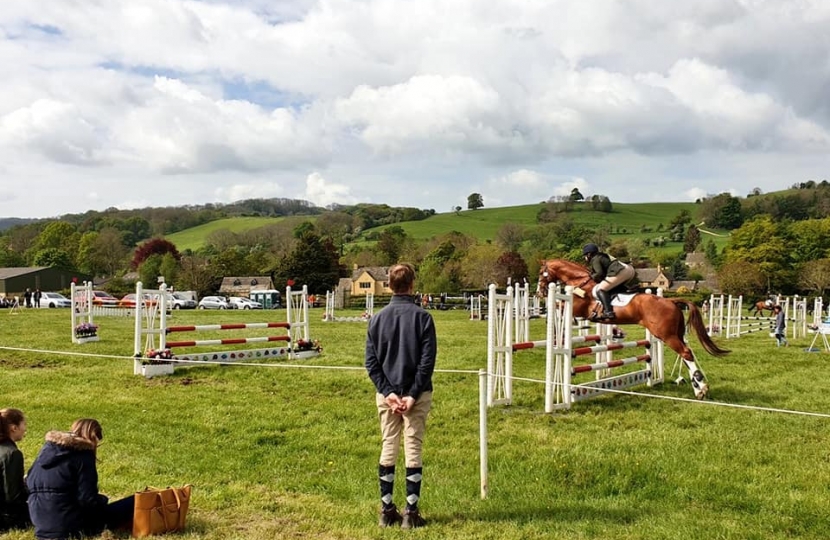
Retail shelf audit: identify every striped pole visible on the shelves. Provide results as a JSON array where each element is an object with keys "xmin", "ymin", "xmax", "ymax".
[
  {"xmin": 572, "ymin": 354, "xmax": 651, "ymax": 375},
  {"xmin": 572, "ymin": 339, "xmax": 651, "ymax": 357},
  {"xmin": 166, "ymin": 322, "xmax": 290, "ymax": 333},
  {"xmin": 165, "ymin": 335, "xmax": 291, "ymax": 348}
]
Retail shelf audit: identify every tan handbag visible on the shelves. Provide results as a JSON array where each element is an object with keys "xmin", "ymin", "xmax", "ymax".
[{"xmin": 132, "ymin": 485, "xmax": 192, "ymax": 538}]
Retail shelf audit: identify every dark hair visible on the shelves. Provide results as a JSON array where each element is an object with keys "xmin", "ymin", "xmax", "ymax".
[
  {"xmin": 0, "ymin": 408, "xmax": 25, "ymax": 443},
  {"xmin": 388, "ymin": 263, "xmax": 416, "ymax": 294}
]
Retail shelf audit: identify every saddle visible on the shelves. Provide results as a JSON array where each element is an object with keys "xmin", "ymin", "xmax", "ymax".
[{"xmin": 589, "ymin": 287, "xmax": 637, "ymax": 321}]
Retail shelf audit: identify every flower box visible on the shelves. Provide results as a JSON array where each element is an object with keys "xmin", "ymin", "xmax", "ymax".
[
  {"xmin": 73, "ymin": 335, "xmax": 100, "ymax": 344},
  {"xmin": 140, "ymin": 362, "xmax": 175, "ymax": 378}
]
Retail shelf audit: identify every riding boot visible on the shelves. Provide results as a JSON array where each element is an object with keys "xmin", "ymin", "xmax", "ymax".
[{"xmin": 596, "ymin": 289, "xmax": 615, "ymax": 320}]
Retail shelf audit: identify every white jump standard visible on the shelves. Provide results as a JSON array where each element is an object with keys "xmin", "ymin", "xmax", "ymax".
[
  {"xmin": 70, "ymin": 281, "xmax": 99, "ymax": 344},
  {"xmin": 133, "ymin": 282, "xmax": 319, "ymax": 377},
  {"xmin": 486, "ymin": 283, "xmax": 665, "ymax": 412}
]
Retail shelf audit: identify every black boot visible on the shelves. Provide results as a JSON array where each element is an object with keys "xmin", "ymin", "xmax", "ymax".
[{"xmin": 596, "ymin": 289, "xmax": 615, "ymax": 320}]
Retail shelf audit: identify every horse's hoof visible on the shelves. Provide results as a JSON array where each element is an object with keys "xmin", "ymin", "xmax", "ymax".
[{"xmin": 674, "ymin": 376, "xmax": 686, "ymax": 385}]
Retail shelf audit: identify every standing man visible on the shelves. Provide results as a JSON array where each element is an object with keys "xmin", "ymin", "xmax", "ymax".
[
  {"xmin": 34, "ymin": 289, "xmax": 42, "ymax": 308},
  {"xmin": 773, "ymin": 305, "xmax": 789, "ymax": 347},
  {"xmin": 365, "ymin": 263, "xmax": 436, "ymax": 529}
]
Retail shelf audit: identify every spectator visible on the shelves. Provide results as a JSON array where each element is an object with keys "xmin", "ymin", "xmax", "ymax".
[
  {"xmin": 1, "ymin": 408, "xmax": 30, "ymax": 532},
  {"xmin": 773, "ymin": 305, "xmax": 789, "ymax": 347},
  {"xmin": 365, "ymin": 263, "xmax": 436, "ymax": 529},
  {"xmin": 23, "ymin": 289, "xmax": 32, "ymax": 309},
  {"xmin": 27, "ymin": 418, "xmax": 135, "ymax": 539},
  {"xmin": 34, "ymin": 289, "xmax": 42, "ymax": 308}
]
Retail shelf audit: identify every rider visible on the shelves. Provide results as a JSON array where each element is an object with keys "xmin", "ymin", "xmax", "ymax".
[{"xmin": 582, "ymin": 243, "xmax": 637, "ymax": 320}]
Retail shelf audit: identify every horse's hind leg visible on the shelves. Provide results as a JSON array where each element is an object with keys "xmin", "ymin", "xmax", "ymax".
[{"xmin": 664, "ymin": 336, "xmax": 709, "ymax": 400}]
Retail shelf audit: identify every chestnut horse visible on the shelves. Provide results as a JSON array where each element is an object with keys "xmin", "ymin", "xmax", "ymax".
[
  {"xmin": 749, "ymin": 299, "xmax": 774, "ymax": 317},
  {"xmin": 538, "ymin": 259, "xmax": 729, "ymax": 399}
]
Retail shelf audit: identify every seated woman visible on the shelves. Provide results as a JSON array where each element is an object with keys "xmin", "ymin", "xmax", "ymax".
[
  {"xmin": 1, "ymin": 408, "xmax": 31, "ymax": 532},
  {"xmin": 27, "ymin": 418, "xmax": 134, "ymax": 540}
]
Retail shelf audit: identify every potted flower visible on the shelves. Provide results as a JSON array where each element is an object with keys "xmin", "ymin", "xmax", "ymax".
[
  {"xmin": 73, "ymin": 322, "xmax": 100, "ymax": 344},
  {"xmin": 294, "ymin": 339, "xmax": 323, "ymax": 357},
  {"xmin": 610, "ymin": 326, "xmax": 626, "ymax": 342},
  {"xmin": 138, "ymin": 348, "xmax": 175, "ymax": 378}
]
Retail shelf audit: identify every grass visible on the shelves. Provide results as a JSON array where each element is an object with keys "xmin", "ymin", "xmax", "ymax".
[
  {"xmin": 162, "ymin": 201, "xmax": 732, "ymax": 255},
  {"xmin": 166, "ymin": 217, "xmax": 288, "ymax": 252},
  {"xmin": 1, "ymin": 306, "xmax": 828, "ymax": 539}
]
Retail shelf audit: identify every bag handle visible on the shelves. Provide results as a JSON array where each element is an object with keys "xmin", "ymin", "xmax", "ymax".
[{"xmin": 153, "ymin": 492, "xmax": 174, "ymax": 531}]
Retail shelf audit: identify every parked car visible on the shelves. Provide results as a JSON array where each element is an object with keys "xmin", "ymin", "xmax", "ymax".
[
  {"xmin": 40, "ymin": 292, "xmax": 72, "ymax": 308},
  {"xmin": 91, "ymin": 291, "xmax": 118, "ymax": 305},
  {"xmin": 198, "ymin": 296, "xmax": 229, "ymax": 310},
  {"xmin": 168, "ymin": 292, "xmax": 197, "ymax": 310},
  {"xmin": 118, "ymin": 293, "xmax": 159, "ymax": 308},
  {"xmin": 229, "ymin": 297, "xmax": 263, "ymax": 310}
]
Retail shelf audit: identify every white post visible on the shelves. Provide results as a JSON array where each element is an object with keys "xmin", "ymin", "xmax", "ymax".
[
  {"xmin": 133, "ymin": 281, "xmax": 144, "ymax": 375},
  {"xmin": 486, "ymin": 284, "xmax": 496, "ymax": 406},
  {"xmin": 479, "ymin": 369, "xmax": 488, "ymax": 500}
]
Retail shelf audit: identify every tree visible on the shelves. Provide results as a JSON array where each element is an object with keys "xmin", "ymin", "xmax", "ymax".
[
  {"xmin": 569, "ymin": 188, "xmax": 584, "ymax": 202},
  {"xmin": 132, "ymin": 238, "xmax": 181, "ymax": 269},
  {"xmin": 459, "ymin": 244, "xmax": 501, "ymax": 289},
  {"xmin": 159, "ymin": 253, "xmax": 180, "ymax": 286},
  {"xmin": 138, "ymin": 254, "xmax": 164, "ymax": 287},
  {"xmin": 668, "ymin": 210, "xmax": 692, "ymax": 242},
  {"xmin": 376, "ymin": 226, "xmax": 408, "ymax": 265},
  {"xmin": 717, "ymin": 261, "xmax": 765, "ymax": 297},
  {"xmin": 494, "ymin": 252, "xmax": 529, "ymax": 287},
  {"xmin": 178, "ymin": 254, "xmax": 215, "ymax": 298},
  {"xmin": 32, "ymin": 248, "xmax": 74, "ymax": 269},
  {"xmin": 495, "ymin": 223, "xmax": 525, "ymax": 252},
  {"xmin": 683, "ymin": 225, "xmax": 701, "ymax": 253},
  {"xmin": 272, "ymin": 232, "xmax": 345, "ymax": 294},
  {"xmin": 798, "ymin": 259, "xmax": 830, "ymax": 296},
  {"xmin": 467, "ymin": 193, "xmax": 484, "ymax": 210},
  {"xmin": 704, "ymin": 239, "xmax": 719, "ymax": 267}
]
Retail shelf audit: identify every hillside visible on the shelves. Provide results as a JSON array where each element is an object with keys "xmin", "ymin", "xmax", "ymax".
[
  {"xmin": 166, "ymin": 216, "xmax": 286, "ymax": 252},
  {"xmin": 370, "ymin": 201, "xmax": 731, "ymax": 251},
  {"xmin": 162, "ymin": 200, "xmax": 732, "ymax": 254}
]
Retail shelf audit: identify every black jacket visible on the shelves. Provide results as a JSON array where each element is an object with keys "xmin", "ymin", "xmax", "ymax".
[
  {"xmin": 365, "ymin": 294, "xmax": 437, "ymax": 399},
  {"xmin": 26, "ymin": 431, "xmax": 108, "ymax": 539},
  {"xmin": 589, "ymin": 253, "xmax": 628, "ymax": 282},
  {"xmin": 0, "ymin": 440, "xmax": 29, "ymax": 530}
]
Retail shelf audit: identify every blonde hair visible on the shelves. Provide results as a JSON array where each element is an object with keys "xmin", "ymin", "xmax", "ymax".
[
  {"xmin": 0, "ymin": 408, "xmax": 25, "ymax": 443},
  {"xmin": 71, "ymin": 418, "xmax": 103, "ymax": 445}
]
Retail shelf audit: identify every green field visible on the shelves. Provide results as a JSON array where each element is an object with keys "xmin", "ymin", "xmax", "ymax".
[
  {"xmin": 1, "ymin": 306, "xmax": 828, "ymax": 539},
  {"xmin": 166, "ymin": 217, "xmax": 288, "ymax": 252},
  {"xmin": 162, "ymin": 202, "xmax": 732, "ymax": 255}
]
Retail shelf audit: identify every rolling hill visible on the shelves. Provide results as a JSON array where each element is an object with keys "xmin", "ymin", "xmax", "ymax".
[{"xmin": 163, "ymin": 201, "xmax": 731, "ymax": 253}]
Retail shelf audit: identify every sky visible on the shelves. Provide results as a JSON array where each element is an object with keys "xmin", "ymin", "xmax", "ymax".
[{"xmin": 1, "ymin": 0, "xmax": 829, "ymax": 219}]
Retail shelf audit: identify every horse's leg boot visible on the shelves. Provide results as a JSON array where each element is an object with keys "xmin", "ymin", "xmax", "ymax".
[{"xmin": 596, "ymin": 289, "xmax": 615, "ymax": 320}]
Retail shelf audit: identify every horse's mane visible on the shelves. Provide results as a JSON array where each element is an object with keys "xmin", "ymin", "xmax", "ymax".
[{"xmin": 543, "ymin": 259, "xmax": 594, "ymax": 286}]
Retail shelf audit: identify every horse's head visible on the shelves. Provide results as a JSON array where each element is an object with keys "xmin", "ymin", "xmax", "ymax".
[
  {"xmin": 537, "ymin": 259, "xmax": 594, "ymax": 298},
  {"xmin": 537, "ymin": 260, "xmax": 556, "ymax": 298}
]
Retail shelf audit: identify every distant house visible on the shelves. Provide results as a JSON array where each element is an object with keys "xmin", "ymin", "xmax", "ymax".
[
  {"xmin": 634, "ymin": 265, "xmax": 719, "ymax": 294},
  {"xmin": 635, "ymin": 266, "xmax": 671, "ymax": 291},
  {"xmin": 219, "ymin": 276, "xmax": 275, "ymax": 297},
  {"xmin": 350, "ymin": 266, "xmax": 392, "ymax": 296},
  {"xmin": 684, "ymin": 252, "xmax": 708, "ymax": 269},
  {"xmin": 0, "ymin": 267, "xmax": 92, "ymax": 297}
]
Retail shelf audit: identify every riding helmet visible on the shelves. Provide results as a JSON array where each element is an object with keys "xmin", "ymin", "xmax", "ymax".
[{"xmin": 582, "ymin": 243, "xmax": 599, "ymax": 256}]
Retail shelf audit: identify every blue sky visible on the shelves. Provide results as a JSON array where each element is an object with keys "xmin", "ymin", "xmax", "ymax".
[{"xmin": 1, "ymin": 0, "xmax": 829, "ymax": 218}]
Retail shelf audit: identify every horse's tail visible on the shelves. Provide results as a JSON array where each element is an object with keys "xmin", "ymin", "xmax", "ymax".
[{"xmin": 671, "ymin": 299, "xmax": 730, "ymax": 357}]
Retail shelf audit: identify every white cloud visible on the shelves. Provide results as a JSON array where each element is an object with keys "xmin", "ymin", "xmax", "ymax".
[
  {"xmin": 303, "ymin": 172, "xmax": 357, "ymax": 208},
  {"xmin": 214, "ymin": 182, "xmax": 284, "ymax": 203},
  {"xmin": 1, "ymin": 0, "xmax": 830, "ymax": 218},
  {"xmin": 683, "ymin": 187, "xmax": 707, "ymax": 201}
]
